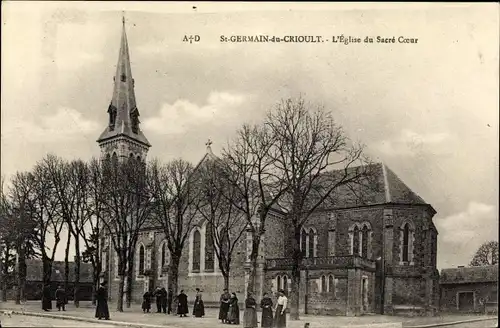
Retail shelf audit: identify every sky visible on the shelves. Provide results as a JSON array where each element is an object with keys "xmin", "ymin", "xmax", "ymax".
[{"xmin": 1, "ymin": 2, "xmax": 498, "ymax": 270}]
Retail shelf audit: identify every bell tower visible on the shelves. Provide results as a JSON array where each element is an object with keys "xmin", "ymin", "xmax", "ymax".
[{"xmin": 97, "ymin": 16, "xmax": 151, "ymax": 162}]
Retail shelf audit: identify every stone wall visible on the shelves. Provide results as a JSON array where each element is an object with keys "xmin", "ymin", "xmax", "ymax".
[{"xmin": 440, "ymin": 282, "xmax": 498, "ymax": 313}]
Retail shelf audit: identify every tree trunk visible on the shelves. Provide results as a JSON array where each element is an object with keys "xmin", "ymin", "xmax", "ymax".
[
  {"xmin": 91, "ymin": 277, "xmax": 97, "ymax": 305},
  {"xmin": 74, "ymin": 234, "xmax": 80, "ymax": 308},
  {"xmin": 125, "ymin": 251, "xmax": 134, "ymax": 308},
  {"xmin": 19, "ymin": 254, "xmax": 27, "ymax": 303},
  {"xmin": 91, "ymin": 272, "xmax": 98, "ymax": 305},
  {"xmin": 246, "ymin": 232, "xmax": 261, "ymax": 295},
  {"xmin": 1, "ymin": 244, "xmax": 10, "ymax": 302},
  {"xmin": 223, "ymin": 272, "xmax": 230, "ymax": 290},
  {"xmin": 116, "ymin": 274, "xmax": 125, "ymax": 312},
  {"xmin": 42, "ymin": 254, "xmax": 53, "ymax": 306},
  {"xmin": 169, "ymin": 253, "xmax": 181, "ymax": 314},
  {"xmin": 15, "ymin": 244, "xmax": 27, "ymax": 304},
  {"xmin": 289, "ymin": 225, "xmax": 302, "ymax": 320},
  {"xmin": 91, "ymin": 234, "xmax": 102, "ymax": 306},
  {"xmin": 64, "ymin": 229, "xmax": 71, "ymax": 294}
]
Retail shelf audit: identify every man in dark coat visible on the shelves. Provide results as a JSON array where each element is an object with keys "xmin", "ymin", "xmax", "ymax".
[
  {"xmin": 177, "ymin": 290, "xmax": 188, "ymax": 317},
  {"xmin": 153, "ymin": 287, "xmax": 163, "ymax": 313},
  {"xmin": 167, "ymin": 288, "xmax": 173, "ymax": 314},
  {"xmin": 142, "ymin": 290, "xmax": 152, "ymax": 313},
  {"xmin": 95, "ymin": 282, "xmax": 110, "ymax": 320},
  {"xmin": 42, "ymin": 285, "xmax": 52, "ymax": 311},
  {"xmin": 160, "ymin": 287, "xmax": 168, "ymax": 313},
  {"xmin": 55, "ymin": 285, "xmax": 66, "ymax": 311}
]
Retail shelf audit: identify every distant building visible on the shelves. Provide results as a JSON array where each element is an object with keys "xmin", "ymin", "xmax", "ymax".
[
  {"xmin": 440, "ymin": 265, "xmax": 498, "ymax": 313},
  {"xmin": 98, "ymin": 19, "xmax": 440, "ymax": 316},
  {"xmin": 8, "ymin": 260, "xmax": 94, "ymax": 301}
]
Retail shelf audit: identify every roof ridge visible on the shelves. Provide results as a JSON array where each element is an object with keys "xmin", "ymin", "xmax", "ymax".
[{"xmin": 381, "ymin": 162, "xmax": 392, "ymax": 203}]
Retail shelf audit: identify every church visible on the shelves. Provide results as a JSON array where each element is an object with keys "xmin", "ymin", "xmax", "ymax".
[{"xmin": 97, "ymin": 19, "xmax": 440, "ymax": 317}]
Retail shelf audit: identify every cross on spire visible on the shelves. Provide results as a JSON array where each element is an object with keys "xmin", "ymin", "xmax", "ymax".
[{"xmin": 206, "ymin": 139, "xmax": 213, "ymax": 154}]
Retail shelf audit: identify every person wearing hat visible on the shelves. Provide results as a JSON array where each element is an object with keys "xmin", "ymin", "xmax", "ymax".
[
  {"xmin": 55, "ymin": 285, "xmax": 67, "ymax": 311},
  {"xmin": 95, "ymin": 281, "xmax": 110, "ymax": 320},
  {"xmin": 274, "ymin": 289, "xmax": 288, "ymax": 328},
  {"xmin": 192, "ymin": 288, "xmax": 205, "ymax": 317},
  {"xmin": 218, "ymin": 288, "xmax": 231, "ymax": 323}
]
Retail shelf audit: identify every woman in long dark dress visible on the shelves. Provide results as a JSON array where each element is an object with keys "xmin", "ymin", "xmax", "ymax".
[
  {"xmin": 243, "ymin": 292, "xmax": 258, "ymax": 328},
  {"xmin": 192, "ymin": 288, "xmax": 205, "ymax": 317},
  {"xmin": 226, "ymin": 293, "xmax": 240, "ymax": 325},
  {"xmin": 219, "ymin": 288, "xmax": 231, "ymax": 323},
  {"xmin": 274, "ymin": 289, "xmax": 288, "ymax": 328},
  {"xmin": 95, "ymin": 282, "xmax": 110, "ymax": 320},
  {"xmin": 177, "ymin": 290, "xmax": 188, "ymax": 317},
  {"xmin": 142, "ymin": 290, "xmax": 152, "ymax": 313},
  {"xmin": 260, "ymin": 292, "xmax": 274, "ymax": 328},
  {"xmin": 42, "ymin": 285, "xmax": 52, "ymax": 311}
]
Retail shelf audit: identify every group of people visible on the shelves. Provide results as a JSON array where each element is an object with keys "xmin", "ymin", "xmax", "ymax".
[
  {"xmin": 140, "ymin": 288, "xmax": 204, "ymax": 318},
  {"xmin": 45, "ymin": 281, "xmax": 289, "ymax": 328},
  {"xmin": 218, "ymin": 289, "xmax": 288, "ymax": 328},
  {"xmin": 141, "ymin": 287, "xmax": 174, "ymax": 314},
  {"xmin": 40, "ymin": 285, "xmax": 69, "ymax": 312}
]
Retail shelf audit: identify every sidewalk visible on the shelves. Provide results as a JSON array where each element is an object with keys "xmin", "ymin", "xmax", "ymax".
[
  {"xmin": 0, "ymin": 301, "xmax": 401, "ymax": 328},
  {"xmin": 0, "ymin": 301, "xmax": 496, "ymax": 328}
]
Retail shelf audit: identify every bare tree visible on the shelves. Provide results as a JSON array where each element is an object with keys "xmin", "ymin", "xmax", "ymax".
[
  {"xmin": 30, "ymin": 159, "xmax": 66, "ymax": 294},
  {"xmin": 45, "ymin": 155, "xmax": 93, "ymax": 308},
  {"xmin": 264, "ymin": 97, "xmax": 372, "ymax": 319},
  {"xmin": 195, "ymin": 157, "xmax": 248, "ymax": 289},
  {"xmin": 221, "ymin": 124, "xmax": 289, "ymax": 296},
  {"xmin": 6, "ymin": 172, "xmax": 40, "ymax": 303},
  {"xmin": 99, "ymin": 157, "xmax": 153, "ymax": 312},
  {"xmin": 148, "ymin": 158, "xmax": 199, "ymax": 302},
  {"xmin": 470, "ymin": 241, "xmax": 499, "ymax": 266},
  {"xmin": 83, "ymin": 158, "xmax": 106, "ymax": 305}
]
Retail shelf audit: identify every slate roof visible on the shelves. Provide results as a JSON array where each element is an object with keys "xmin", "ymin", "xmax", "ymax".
[
  {"xmin": 25, "ymin": 260, "xmax": 93, "ymax": 283},
  {"xmin": 192, "ymin": 147, "xmax": 432, "ymax": 213},
  {"xmin": 97, "ymin": 18, "xmax": 150, "ymax": 147},
  {"xmin": 321, "ymin": 162, "xmax": 430, "ymax": 210},
  {"xmin": 440, "ymin": 265, "xmax": 499, "ymax": 284}
]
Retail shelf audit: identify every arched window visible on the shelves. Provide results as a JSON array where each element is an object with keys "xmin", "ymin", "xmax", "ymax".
[
  {"xmin": 193, "ymin": 230, "xmax": 201, "ymax": 272},
  {"xmin": 138, "ymin": 245, "xmax": 145, "ymax": 275},
  {"xmin": 353, "ymin": 226, "xmax": 360, "ymax": 255},
  {"xmin": 328, "ymin": 275, "xmax": 335, "ymax": 294},
  {"xmin": 277, "ymin": 276, "xmax": 282, "ymax": 290},
  {"xmin": 205, "ymin": 224, "xmax": 214, "ymax": 272},
  {"xmin": 308, "ymin": 228, "xmax": 315, "ymax": 258},
  {"xmin": 321, "ymin": 276, "xmax": 327, "ymax": 292},
  {"xmin": 402, "ymin": 223, "xmax": 410, "ymax": 262},
  {"xmin": 283, "ymin": 275, "xmax": 288, "ymax": 292},
  {"xmin": 112, "ymin": 152, "xmax": 118, "ymax": 166},
  {"xmin": 301, "ymin": 229, "xmax": 307, "ymax": 257},
  {"xmin": 361, "ymin": 225, "xmax": 369, "ymax": 258}
]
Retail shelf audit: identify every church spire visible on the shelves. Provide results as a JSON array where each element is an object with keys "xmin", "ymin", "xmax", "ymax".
[{"xmin": 97, "ymin": 15, "xmax": 150, "ymax": 148}]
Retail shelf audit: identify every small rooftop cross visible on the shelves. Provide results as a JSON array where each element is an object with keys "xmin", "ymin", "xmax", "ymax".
[{"xmin": 206, "ymin": 139, "xmax": 213, "ymax": 153}]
